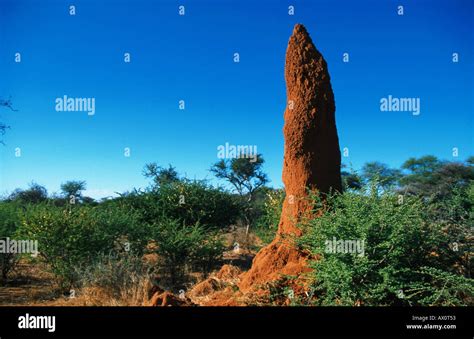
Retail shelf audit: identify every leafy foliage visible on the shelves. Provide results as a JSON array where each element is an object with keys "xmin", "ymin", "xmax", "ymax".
[
  {"xmin": 0, "ymin": 202, "xmax": 21, "ymax": 282},
  {"xmin": 143, "ymin": 163, "xmax": 180, "ymax": 188},
  {"xmin": 7, "ymin": 182, "xmax": 48, "ymax": 204},
  {"xmin": 405, "ymin": 267, "xmax": 474, "ymax": 306},
  {"xmin": 254, "ymin": 189, "xmax": 284, "ymax": 245},
  {"xmin": 341, "ymin": 164, "xmax": 362, "ymax": 191},
  {"xmin": 211, "ymin": 155, "xmax": 268, "ymax": 198},
  {"xmin": 360, "ymin": 162, "xmax": 401, "ymax": 189},
  {"xmin": 149, "ymin": 218, "xmax": 224, "ymax": 284},
  {"xmin": 124, "ymin": 179, "xmax": 239, "ymax": 230},
  {"xmin": 298, "ymin": 184, "xmax": 473, "ymax": 306},
  {"xmin": 60, "ymin": 180, "xmax": 87, "ymax": 201},
  {"xmin": 17, "ymin": 203, "xmax": 146, "ymax": 288},
  {"xmin": 211, "ymin": 155, "xmax": 269, "ymax": 230}
]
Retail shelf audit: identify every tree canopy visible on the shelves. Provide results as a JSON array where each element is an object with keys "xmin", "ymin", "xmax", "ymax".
[{"xmin": 210, "ymin": 155, "xmax": 268, "ymax": 200}]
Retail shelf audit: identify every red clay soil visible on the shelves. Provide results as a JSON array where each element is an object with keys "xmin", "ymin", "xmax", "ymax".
[
  {"xmin": 148, "ymin": 290, "xmax": 194, "ymax": 306},
  {"xmin": 238, "ymin": 23, "xmax": 342, "ymax": 294}
]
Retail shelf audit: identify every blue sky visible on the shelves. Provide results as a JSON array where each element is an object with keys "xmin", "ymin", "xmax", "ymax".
[{"xmin": 0, "ymin": 0, "xmax": 472, "ymax": 199}]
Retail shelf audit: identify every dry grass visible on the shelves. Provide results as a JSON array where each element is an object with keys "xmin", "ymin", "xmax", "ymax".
[
  {"xmin": 45, "ymin": 275, "xmax": 153, "ymax": 306},
  {"xmin": 0, "ymin": 259, "xmax": 61, "ymax": 306}
]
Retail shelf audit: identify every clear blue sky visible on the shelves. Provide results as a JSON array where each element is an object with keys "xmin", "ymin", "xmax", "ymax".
[{"xmin": 0, "ymin": 0, "xmax": 472, "ymax": 199}]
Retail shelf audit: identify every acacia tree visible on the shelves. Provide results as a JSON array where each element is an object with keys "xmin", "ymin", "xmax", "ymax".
[
  {"xmin": 60, "ymin": 180, "xmax": 87, "ymax": 204},
  {"xmin": 143, "ymin": 163, "xmax": 180, "ymax": 189},
  {"xmin": 399, "ymin": 156, "xmax": 473, "ymax": 198},
  {"xmin": 399, "ymin": 155, "xmax": 444, "ymax": 196},
  {"xmin": 211, "ymin": 154, "xmax": 268, "ymax": 234},
  {"xmin": 341, "ymin": 163, "xmax": 362, "ymax": 191},
  {"xmin": 211, "ymin": 155, "xmax": 268, "ymax": 201},
  {"xmin": 361, "ymin": 161, "xmax": 401, "ymax": 190}
]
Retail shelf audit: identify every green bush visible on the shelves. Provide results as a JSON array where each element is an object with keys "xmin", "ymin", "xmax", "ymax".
[
  {"xmin": 124, "ymin": 179, "xmax": 240, "ymax": 229},
  {"xmin": 254, "ymin": 189, "xmax": 284, "ymax": 245},
  {"xmin": 422, "ymin": 183, "xmax": 474, "ymax": 279},
  {"xmin": 150, "ymin": 218, "xmax": 224, "ymax": 285},
  {"xmin": 192, "ymin": 231, "xmax": 226, "ymax": 274},
  {"xmin": 404, "ymin": 267, "xmax": 474, "ymax": 306},
  {"xmin": 0, "ymin": 202, "xmax": 21, "ymax": 282},
  {"xmin": 298, "ymin": 188, "xmax": 473, "ymax": 306},
  {"xmin": 18, "ymin": 203, "xmax": 146, "ymax": 288}
]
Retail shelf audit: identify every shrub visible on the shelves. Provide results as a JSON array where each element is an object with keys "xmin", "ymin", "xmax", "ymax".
[
  {"xmin": 422, "ymin": 184, "xmax": 473, "ymax": 279},
  {"xmin": 150, "ymin": 218, "xmax": 224, "ymax": 285},
  {"xmin": 254, "ymin": 189, "xmax": 284, "ymax": 245},
  {"xmin": 124, "ymin": 179, "xmax": 240, "ymax": 229},
  {"xmin": 192, "ymin": 232, "xmax": 226, "ymax": 274},
  {"xmin": 7, "ymin": 182, "xmax": 48, "ymax": 204},
  {"xmin": 405, "ymin": 267, "xmax": 474, "ymax": 306},
  {"xmin": 0, "ymin": 202, "xmax": 21, "ymax": 282},
  {"xmin": 18, "ymin": 203, "xmax": 146, "ymax": 288},
  {"xmin": 298, "ymin": 188, "xmax": 473, "ymax": 306}
]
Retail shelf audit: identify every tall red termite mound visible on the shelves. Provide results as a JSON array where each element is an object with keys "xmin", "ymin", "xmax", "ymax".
[{"xmin": 239, "ymin": 24, "xmax": 342, "ymax": 292}]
